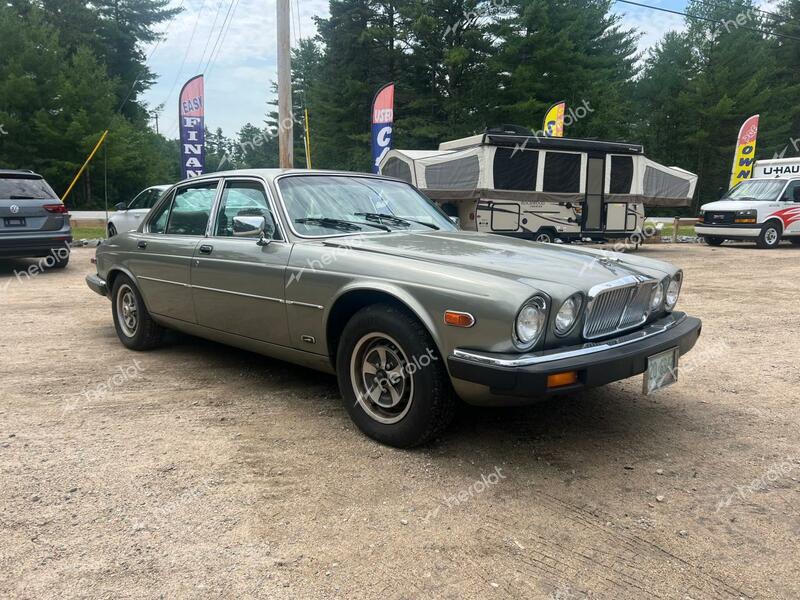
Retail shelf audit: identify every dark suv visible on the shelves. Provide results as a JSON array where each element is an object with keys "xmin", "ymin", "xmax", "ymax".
[{"xmin": 0, "ymin": 170, "xmax": 72, "ymax": 268}]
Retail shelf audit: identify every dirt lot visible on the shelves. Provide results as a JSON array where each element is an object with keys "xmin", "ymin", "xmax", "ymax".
[{"xmin": 1, "ymin": 242, "xmax": 799, "ymax": 599}]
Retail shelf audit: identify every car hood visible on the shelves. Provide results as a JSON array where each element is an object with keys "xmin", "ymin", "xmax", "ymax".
[
  {"xmin": 701, "ymin": 200, "xmax": 772, "ymax": 211},
  {"xmin": 321, "ymin": 231, "xmax": 675, "ymax": 291}
]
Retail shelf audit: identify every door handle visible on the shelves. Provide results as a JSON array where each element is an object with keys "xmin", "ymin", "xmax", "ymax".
[
  {"xmin": 199, "ymin": 244, "xmax": 213, "ymax": 254},
  {"xmin": 137, "ymin": 240, "xmax": 147, "ymax": 249}
]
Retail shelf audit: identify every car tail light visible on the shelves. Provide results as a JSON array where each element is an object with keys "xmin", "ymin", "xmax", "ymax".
[{"xmin": 43, "ymin": 203, "xmax": 69, "ymax": 214}]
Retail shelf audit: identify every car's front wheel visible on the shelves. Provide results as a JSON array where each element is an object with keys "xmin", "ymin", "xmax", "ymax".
[
  {"xmin": 111, "ymin": 274, "xmax": 164, "ymax": 350},
  {"xmin": 336, "ymin": 304, "xmax": 456, "ymax": 448},
  {"xmin": 756, "ymin": 221, "xmax": 782, "ymax": 249},
  {"xmin": 704, "ymin": 236, "xmax": 725, "ymax": 246},
  {"xmin": 108, "ymin": 223, "xmax": 117, "ymax": 237}
]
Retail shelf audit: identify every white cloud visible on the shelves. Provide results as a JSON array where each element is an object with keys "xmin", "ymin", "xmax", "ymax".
[{"xmin": 141, "ymin": 0, "xmax": 328, "ymax": 136}]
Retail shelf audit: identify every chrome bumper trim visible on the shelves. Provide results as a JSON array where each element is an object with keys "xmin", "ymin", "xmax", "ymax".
[{"xmin": 453, "ymin": 313, "xmax": 685, "ymax": 368}]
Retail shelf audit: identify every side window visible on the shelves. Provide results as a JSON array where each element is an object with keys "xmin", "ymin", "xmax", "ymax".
[
  {"xmin": 128, "ymin": 190, "xmax": 149, "ymax": 210},
  {"xmin": 609, "ymin": 156, "xmax": 634, "ymax": 194},
  {"xmin": 148, "ymin": 191, "xmax": 174, "ymax": 234},
  {"xmin": 145, "ymin": 189, "xmax": 161, "ymax": 209},
  {"xmin": 165, "ymin": 182, "xmax": 218, "ymax": 236},
  {"xmin": 782, "ymin": 181, "xmax": 800, "ymax": 202},
  {"xmin": 542, "ymin": 152, "xmax": 581, "ymax": 193},
  {"xmin": 214, "ymin": 180, "xmax": 281, "ymax": 239}
]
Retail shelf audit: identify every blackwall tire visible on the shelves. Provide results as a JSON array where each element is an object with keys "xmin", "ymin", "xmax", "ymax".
[
  {"xmin": 336, "ymin": 303, "xmax": 456, "ymax": 448},
  {"xmin": 111, "ymin": 274, "xmax": 165, "ymax": 350}
]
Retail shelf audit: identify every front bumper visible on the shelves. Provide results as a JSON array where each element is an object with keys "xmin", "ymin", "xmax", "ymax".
[
  {"xmin": 86, "ymin": 273, "xmax": 108, "ymax": 297},
  {"xmin": 447, "ymin": 312, "xmax": 701, "ymax": 397},
  {"xmin": 696, "ymin": 224, "xmax": 760, "ymax": 238}
]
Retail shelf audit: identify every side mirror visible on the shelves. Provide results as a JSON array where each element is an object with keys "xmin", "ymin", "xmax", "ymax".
[
  {"xmin": 449, "ymin": 216, "xmax": 461, "ymax": 228},
  {"xmin": 717, "ymin": 186, "xmax": 725, "ymax": 200},
  {"xmin": 115, "ymin": 202, "xmax": 128, "ymax": 211},
  {"xmin": 233, "ymin": 215, "xmax": 274, "ymax": 245}
]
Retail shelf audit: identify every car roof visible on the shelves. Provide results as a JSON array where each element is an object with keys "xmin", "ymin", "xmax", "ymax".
[
  {"xmin": 0, "ymin": 169, "xmax": 43, "ymax": 179},
  {"xmin": 180, "ymin": 168, "xmax": 382, "ymax": 186}
]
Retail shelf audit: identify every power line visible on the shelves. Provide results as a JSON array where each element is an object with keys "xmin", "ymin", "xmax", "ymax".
[
  {"xmin": 205, "ymin": 0, "xmax": 241, "ymax": 78},
  {"xmin": 157, "ymin": 0, "xmax": 208, "ymax": 113},
  {"xmin": 615, "ymin": 0, "xmax": 800, "ymax": 43},
  {"xmin": 690, "ymin": 0, "xmax": 790, "ymax": 24},
  {"xmin": 196, "ymin": 0, "xmax": 226, "ymax": 72},
  {"xmin": 115, "ymin": 0, "xmax": 189, "ymax": 115},
  {"xmin": 202, "ymin": 0, "xmax": 237, "ymax": 74}
]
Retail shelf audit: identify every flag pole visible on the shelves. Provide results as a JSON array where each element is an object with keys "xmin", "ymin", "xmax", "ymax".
[{"xmin": 62, "ymin": 130, "xmax": 109, "ymax": 203}]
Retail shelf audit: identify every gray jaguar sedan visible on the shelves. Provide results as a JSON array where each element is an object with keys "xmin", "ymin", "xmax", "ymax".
[{"xmin": 87, "ymin": 169, "xmax": 701, "ymax": 447}]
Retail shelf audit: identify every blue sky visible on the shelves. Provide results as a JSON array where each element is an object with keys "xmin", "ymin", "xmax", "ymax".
[{"xmin": 140, "ymin": 0, "xmax": 693, "ymax": 138}]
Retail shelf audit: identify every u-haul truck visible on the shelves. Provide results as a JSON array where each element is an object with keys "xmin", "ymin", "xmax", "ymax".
[{"xmin": 697, "ymin": 157, "xmax": 800, "ymax": 249}]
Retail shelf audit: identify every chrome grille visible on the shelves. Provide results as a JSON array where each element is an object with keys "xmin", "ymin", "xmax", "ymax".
[{"xmin": 584, "ymin": 276, "xmax": 658, "ymax": 339}]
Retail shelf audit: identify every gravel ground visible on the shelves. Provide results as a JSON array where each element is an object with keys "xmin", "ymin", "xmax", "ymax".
[{"xmin": 1, "ymin": 243, "xmax": 799, "ymax": 599}]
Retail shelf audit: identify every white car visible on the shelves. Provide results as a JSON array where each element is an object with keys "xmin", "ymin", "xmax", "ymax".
[
  {"xmin": 108, "ymin": 185, "xmax": 169, "ymax": 236},
  {"xmin": 697, "ymin": 177, "xmax": 800, "ymax": 249}
]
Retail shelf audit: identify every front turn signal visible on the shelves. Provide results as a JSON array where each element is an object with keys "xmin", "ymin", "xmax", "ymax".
[
  {"xmin": 444, "ymin": 311, "xmax": 475, "ymax": 328},
  {"xmin": 547, "ymin": 371, "xmax": 578, "ymax": 388}
]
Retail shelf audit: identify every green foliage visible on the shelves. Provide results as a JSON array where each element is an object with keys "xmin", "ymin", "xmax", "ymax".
[{"xmin": 0, "ymin": 1, "xmax": 179, "ymax": 209}]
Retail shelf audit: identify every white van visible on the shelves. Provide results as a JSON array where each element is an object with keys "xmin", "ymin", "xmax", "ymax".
[{"xmin": 697, "ymin": 158, "xmax": 800, "ymax": 249}]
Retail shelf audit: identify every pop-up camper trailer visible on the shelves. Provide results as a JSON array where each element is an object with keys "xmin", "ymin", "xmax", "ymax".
[{"xmin": 379, "ymin": 127, "xmax": 698, "ymax": 242}]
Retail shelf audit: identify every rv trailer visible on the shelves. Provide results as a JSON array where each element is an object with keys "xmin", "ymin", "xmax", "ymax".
[{"xmin": 379, "ymin": 128, "xmax": 698, "ymax": 243}]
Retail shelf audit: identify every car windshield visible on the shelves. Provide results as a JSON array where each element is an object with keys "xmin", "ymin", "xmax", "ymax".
[
  {"xmin": 0, "ymin": 176, "xmax": 58, "ymax": 200},
  {"xmin": 278, "ymin": 175, "xmax": 456, "ymax": 236},
  {"xmin": 723, "ymin": 179, "xmax": 786, "ymax": 201}
]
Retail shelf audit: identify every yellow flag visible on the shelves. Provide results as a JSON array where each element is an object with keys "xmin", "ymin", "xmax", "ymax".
[
  {"xmin": 729, "ymin": 114, "xmax": 759, "ymax": 189},
  {"xmin": 543, "ymin": 102, "xmax": 566, "ymax": 137}
]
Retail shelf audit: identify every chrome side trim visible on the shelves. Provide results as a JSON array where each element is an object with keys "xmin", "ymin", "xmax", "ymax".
[
  {"xmin": 192, "ymin": 284, "xmax": 284, "ymax": 303},
  {"xmin": 452, "ymin": 313, "xmax": 686, "ymax": 368},
  {"xmin": 286, "ymin": 300, "xmax": 324, "ymax": 310},
  {"xmin": 138, "ymin": 275, "xmax": 190, "ymax": 288}
]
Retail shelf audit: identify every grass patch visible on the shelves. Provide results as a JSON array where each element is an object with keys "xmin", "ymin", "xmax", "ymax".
[
  {"xmin": 72, "ymin": 226, "xmax": 106, "ymax": 240},
  {"xmin": 645, "ymin": 223, "xmax": 696, "ymax": 237}
]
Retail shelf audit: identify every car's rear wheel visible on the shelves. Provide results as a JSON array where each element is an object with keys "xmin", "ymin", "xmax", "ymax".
[
  {"xmin": 534, "ymin": 230, "xmax": 554, "ymax": 243},
  {"xmin": 43, "ymin": 249, "xmax": 70, "ymax": 269},
  {"xmin": 108, "ymin": 223, "xmax": 117, "ymax": 237},
  {"xmin": 756, "ymin": 221, "xmax": 782, "ymax": 249},
  {"xmin": 704, "ymin": 236, "xmax": 725, "ymax": 246},
  {"xmin": 111, "ymin": 274, "xmax": 164, "ymax": 350},
  {"xmin": 336, "ymin": 304, "xmax": 456, "ymax": 448}
]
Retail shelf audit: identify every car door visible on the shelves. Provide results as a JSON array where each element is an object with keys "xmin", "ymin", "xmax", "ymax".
[
  {"xmin": 190, "ymin": 178, "xmax": 292, "ymax": 346},
  {"xmin": 778, "ymin": 180, "xmax": 800, "ymax": 234},
  {"xmin": 127, "ymin": 188, "xmax": 160, "ymax": 232},
  {"xmin": 117, "ymin": 188, "xmax": 150, "ymax": 233},
  {"xmin": 129, "ymin": 180, "xmax": 220, "ymax": 322}
]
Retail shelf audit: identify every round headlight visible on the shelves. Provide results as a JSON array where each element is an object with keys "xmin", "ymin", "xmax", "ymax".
[
  {"xmin": 649, "ymin": 281, "xmax": 665, "ymax": 311},
  {"xmin": 515, "ymin": 296, "xmax": 547, "ymax": 348},
  {"xmin": 665, "ymin": 273, "xmax": 682, "ymax": 310},
  {"xmin": 555, "ymin": 295, "xmax": 581, "ymax": 335}
]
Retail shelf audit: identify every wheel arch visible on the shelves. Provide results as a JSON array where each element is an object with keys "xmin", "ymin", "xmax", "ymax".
[
  {"xmin": 764, "ymin": 216, "xmax": 785, "ymax": 232},
  {"xmin": 325, "ymin": 285, "xmax": 444, "ymax": 369},
  {"xmin": 106, "ymin": 267, "xmax": 152, "ymax": 310}
]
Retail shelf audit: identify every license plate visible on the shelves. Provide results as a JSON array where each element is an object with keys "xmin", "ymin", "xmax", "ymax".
[
  {"xmin": 4, "ymin": 217, "xmax": 26, "ymax": 227},
  {"xmin": 644, "ymin": 347, "xmax": 679, "ymax": 395}
]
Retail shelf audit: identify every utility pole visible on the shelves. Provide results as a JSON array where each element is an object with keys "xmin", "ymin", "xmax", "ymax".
[{"xmin": 277, "ymin": 0, "xmax": 293, "ymax": 168}]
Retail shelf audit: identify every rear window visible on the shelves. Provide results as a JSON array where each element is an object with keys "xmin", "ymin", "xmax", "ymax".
[{"xmin": 0, "ymin": 176, "xmax": 58, "ymax": 200}]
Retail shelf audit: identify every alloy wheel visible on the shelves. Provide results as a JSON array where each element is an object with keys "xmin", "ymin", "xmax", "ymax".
[{"xmin": 349, "ymin": 332, "xmax": 414, "ymax": 424}]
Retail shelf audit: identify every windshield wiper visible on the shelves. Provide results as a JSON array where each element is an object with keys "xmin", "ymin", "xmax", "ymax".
[
  {"xmin": 354, "ymin": 212, "xmax": 440, "ymax": 230},
  {"xmin": 295, "ymin": 217, "xmax": 391, "ymax": 232},
  {"xmin": 9, "ymin": 195, "xmax": 41, "ymax": 199}
]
